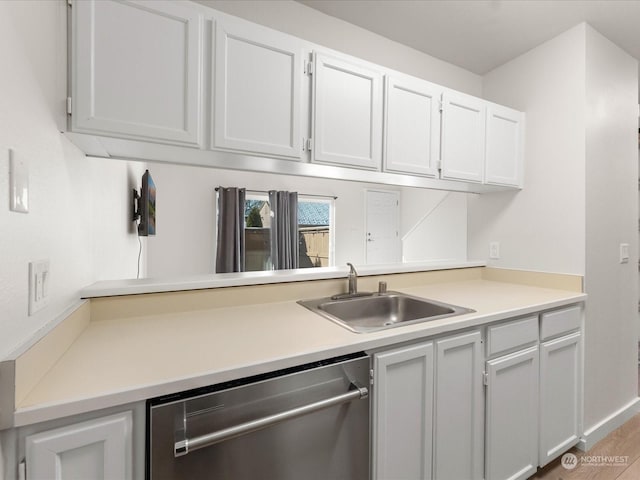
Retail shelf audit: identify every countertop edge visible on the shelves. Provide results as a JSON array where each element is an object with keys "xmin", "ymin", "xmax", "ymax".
[{"xmin": 13, "ymin": 291, "xmax": 586, "ymax": 427}]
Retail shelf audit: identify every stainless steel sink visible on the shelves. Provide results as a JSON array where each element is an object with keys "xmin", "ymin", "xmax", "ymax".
[{"xmin": 298, "ymin": 291, "xmax": 475, "ymax": 333}]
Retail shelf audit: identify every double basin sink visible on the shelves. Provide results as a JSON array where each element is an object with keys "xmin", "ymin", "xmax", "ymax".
[{"xmin": 298, "ymin": 291, "xmax": 474, "ymax": 333}]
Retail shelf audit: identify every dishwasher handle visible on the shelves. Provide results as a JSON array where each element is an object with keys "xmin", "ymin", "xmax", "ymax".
[{"xmin": 174, "ymin": 383, "xmax": 369, "ymax": 457}]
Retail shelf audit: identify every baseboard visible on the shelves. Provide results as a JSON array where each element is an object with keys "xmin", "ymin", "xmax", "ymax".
[{"xmin": 577, "ymin": 397, "xmax": 640, "ymax": 451}]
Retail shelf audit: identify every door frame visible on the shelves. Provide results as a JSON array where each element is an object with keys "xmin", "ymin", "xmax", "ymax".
[{"xmin": 364, "ymin": 188, "xmax": 401, "ymax": 264}]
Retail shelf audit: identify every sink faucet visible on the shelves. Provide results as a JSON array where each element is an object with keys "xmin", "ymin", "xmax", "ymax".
[{"xmin": 347, "ymin": 263, "xmax": 358, "ymax": 295}]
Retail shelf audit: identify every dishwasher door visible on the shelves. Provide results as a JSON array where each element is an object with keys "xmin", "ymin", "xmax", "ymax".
[{"xmin": 147, "ymin": 353, "xmax": 370, "ymax": 480}]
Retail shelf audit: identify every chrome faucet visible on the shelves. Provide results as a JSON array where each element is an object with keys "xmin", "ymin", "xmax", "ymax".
[{"xmin": 347, "ymin": 262, "xmax": 358, "ymax": 295}]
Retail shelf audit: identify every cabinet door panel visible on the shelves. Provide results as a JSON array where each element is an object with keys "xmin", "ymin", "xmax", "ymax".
[
  {"xmin": 312, "ymin": 53, "xmax": 382, "ymax": 169},
  {"xmin": 72, "ymin": 0, "xmax": 202, "ymax": 146},
  {"xmin": 485, "ymin": 346, "xmax": 539, "ymax": 480},
  {"xmin": 384, "ymin": 75, "xmax": 440, "ymax": 177},
  {"xmin": 539, "ymin": 332, "xmax": 581, "ymax": 466},
  {"xmin": 440, "ymin": 92, "xmax": 485, "ymax": 183},
  {"xmin": 26, "ymin": 411, "xmax": 132, "ymax": 480},
  {"xmin": 434, "ymin": 330, "xmax": 484, "ymax": 480},
  {"xmin": 373, "ymin": 343, "xmax": 434, "ymax": 480},
  {"xmin": 485, "ymin": 104, "xmax": 524, "ymax": 187},
  {"xmin": 214, "ymin": 17, "xmax": 302, "ymax": 158}
]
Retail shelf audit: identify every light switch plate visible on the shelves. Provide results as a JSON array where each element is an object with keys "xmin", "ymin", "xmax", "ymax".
[
  {"xmin": 9, "ymin": 149, "xmax": 29, "ymax": 213},
  {"xmin": 619, "ymin": 243, "xmax": 630, "ymax": 264},
  {"xmin": 29, "ymin": 260, "xmax": 50, "ymax": 315},
  {"xmin": 489, "ymin": 241, "xmax": 500, "ymax": 260}
]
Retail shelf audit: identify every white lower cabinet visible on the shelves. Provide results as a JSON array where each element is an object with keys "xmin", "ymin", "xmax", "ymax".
[
  {"xmin": 485, "ymin": 346, "xmax": 539, "ymax": 480},
  {"xmin": 434, "ymin": 330, "xmax": 484, "ymax": 480},
  {"xmin": 372, "ymin": 342, "xmax": 434, "ymax": 480},
  {"xmin": 25, "ymin": 411, "xmax": 132, "ymax": 480},
  {"xmin": 539, "ymin": 331, "xmax": 582, "ymax": 466}
]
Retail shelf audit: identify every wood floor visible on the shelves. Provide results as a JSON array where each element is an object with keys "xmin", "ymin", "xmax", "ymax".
[{"xmin": 531, "ymin": 362, "xmax": 640, "ymax": 480}]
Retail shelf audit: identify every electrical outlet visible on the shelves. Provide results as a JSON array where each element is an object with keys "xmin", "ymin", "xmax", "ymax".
[
  {"xmin": 489, "ymin": 241, "xmax": 500, "ymax": 260},
  {"xmin": 619, "ymin": 243, "xmax": 630, "ymax": 264},
  {"xmin": 29, "ymin": 260, "xmax": 50, "ymax": 315}
]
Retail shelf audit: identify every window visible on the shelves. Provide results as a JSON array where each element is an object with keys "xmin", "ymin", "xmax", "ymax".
[{"xmin": 243, "ymin": 193, "xmax": 334, "ymax": 272}]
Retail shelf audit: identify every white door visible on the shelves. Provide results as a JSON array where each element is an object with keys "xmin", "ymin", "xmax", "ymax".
[
  {"xmin": 539, "ymin": 332, "xmax": 581, "ymax": 466},
  {"xmin": 485, "ymin": 104, "xmax": 525, "ymax": 187},
  {"xmin": 485, "ymin": 346, "xmax": 539, "ymax": 480},
  {"xmin": 434, "ymin": 330, "xmax": 484, "ymax": 480},
  {"xmin": 373, "ymin": 342, "xmax": 434, "ymax": 480},
  {"xmin": 26, "ymin": 411, "xmax": 132, "ymax": 480},
  {"xmin": 71, "ymin": 0, "xmax": 203, "ymax": 146},
  {"xmin": 365, "ymin": 190, "xmax": 400, "ymax": 264},
  {"xmin": 440, "ymin": 91, "xmax": 486, "ymax": 183},
  {"xmin": 384, "ymin": 74, "xmax": 441, "ymax": 177},
  {"xmin": 213, "ymin": 15, "xmax": 303, "ymax": 158},
  {"xmin": 312, "ymin": 52, "xmax": 383, "ymax": 169}
]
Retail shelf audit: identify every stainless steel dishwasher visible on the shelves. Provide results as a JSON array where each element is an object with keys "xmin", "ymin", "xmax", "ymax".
[{"xmin": 146, "ymin": 353, "xmax": 370, "ymax": 480}]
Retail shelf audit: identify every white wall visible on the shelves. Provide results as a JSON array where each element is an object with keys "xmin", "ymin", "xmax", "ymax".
[
  {"xmin": 0, "ymin": 1, "xmax": 145, "ymax": 360},
  {"xmin": 146, "ymin": 163, "xmax": 468, "ymax": 277},
  {"xmin": 583, "ymin": 25, "xmax": 639, "ymax": 428},
  {"xmin": 469, "ymin": 24, "xmax": 587, "ymax": 275},
  {"xmin": 473, "ymin": 22, "xmax": 639, "ymax": 439},
  {"xmin": 402, "ymin": 191, "xmax": 467, "ymax": 263},
  {"xmin": 201, "ymin": 0, "xmax": 482, "ymax": 97}
]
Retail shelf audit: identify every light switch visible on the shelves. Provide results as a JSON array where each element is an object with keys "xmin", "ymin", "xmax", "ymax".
[
  {"xmin": 619, "ymin": 243, "xmax": 630, "ymax": 264},
  {"xmin": 489, "ymin": 241, "xmax": 500, "ymax": 260},
  {"xmin": 9, "ymin": 149, "xmax": 29, "ymax": 213},
  {"xmin": 29, "ymin": 260, "xmax": 50, "ymax": 315}
]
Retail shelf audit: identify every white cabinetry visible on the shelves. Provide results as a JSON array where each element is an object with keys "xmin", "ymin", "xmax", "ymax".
[
  {"xmin": 71, "ymin": 0, "xmax": 203, "ymax": 146},
  {"xmin": 213, "ymin": 16, "xmax": 303, "ymax": 158},
  {"xmin": 372, "ymin": 342, "xmax": 434, "ymax": 480},
  {"xmin": 539, "ymin": 306, "xmax": 582, "ymax": 466},
  {"xmin": 434, "ymin": 330, "xmax": 484, "ymax": 480},
  {"xmin": 25, "ymin": 411, "xmax": 132, "ymax": 480},
  {"xmin": 485, "ymin": 103, "xmax": 525, "ymax": 187},
  {"xmin": 484, "ymin": 316, "xmax": 540, "ymax": 480},
  {"xmin": 440, "ymin": 91, "xmax": 486, "ymax": 183},
  {"xmin": 383, "ymin": 75, "xmax": 441, "ymax": 177},
  {"xmin": 312, "ymin": 53, "xmax": 383, "ymax": 169}
]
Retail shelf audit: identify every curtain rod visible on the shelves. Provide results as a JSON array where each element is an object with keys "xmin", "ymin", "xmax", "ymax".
[{"xmin": 214, "ymin": 187, "xmax": 337, "ymax": 200}]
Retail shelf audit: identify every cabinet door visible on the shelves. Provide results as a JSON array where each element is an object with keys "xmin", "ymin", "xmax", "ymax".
[
  {"xmin": 434, "ymin": 330, "xmax": 484, "ymax": 480},
  {"xmin": 26, "ymin": 411, "xmax": 132, "ymax": 480},
  {"xmin": 373, "ymin": 342, "xmax": 434, "ymax": 480},
  {"xmin": 213, "ymin": 16, "xmax": 303, "ymax": 158},
  {"xmin": 539, "ymin": 332, "xmax": 581, "ymax": 466},
  {"xmin": 384, "ymin": 75, "xmax": 441, "ymax": 177},
  {"xmin": 440, "ymin": 91, "xmax": 486, "ymax": 183},
  {"xmin": 485, "ymin": 104, "xmax": 525, "ymax": 187},
  {"xmin": 71, "ymin": 0, "xmax": 203, "ymax": 146},
  {"xmin": 485, "ymin": 346, "xmax": 539, "ymax": 480},
  {"xmin": 312, "ymin": 53, "xmax": 383, "ymax": 169}
]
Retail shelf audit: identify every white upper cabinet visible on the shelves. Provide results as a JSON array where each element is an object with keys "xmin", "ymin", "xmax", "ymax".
[
  {"xmin": 384, "ymin": 75, "xmax": 441, "ymax": 177},
  {"xmin": 213, "ymin": 16, "xmax": 303, "ymax": 159},
  {"xmin": 71, "ymin": 0, "xmax": 203, "ymax": 146},
  {"xmin": 485, "ymin": 103, "xmax": 525, "ymax": 187},
  {"xmin": 312, "ymin": 53, "xmax": 383, "ymax": 170},
  {"xmin": 440, "ymin": 91, "xmax": 486, "ymax": 183}
]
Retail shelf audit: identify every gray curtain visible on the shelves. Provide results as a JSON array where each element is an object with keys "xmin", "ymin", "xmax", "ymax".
[
  {"xmin": 215, "ymin": 187, "xmax": 246, "ymax": 273},
  {"xmin": 268, "ymin": 190, "xmax": 299, "ymax": 270}
]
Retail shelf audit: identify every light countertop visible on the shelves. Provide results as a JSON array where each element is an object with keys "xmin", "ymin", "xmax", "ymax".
[{"xmin": 13, "ymin": 276, "xmax": 585, "ymax": 427}]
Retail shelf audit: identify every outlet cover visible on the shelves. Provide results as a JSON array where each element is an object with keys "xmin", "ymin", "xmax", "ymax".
[{"xmin": 29, "ymin": 260, "xmax": 50, "ymax": 315}]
